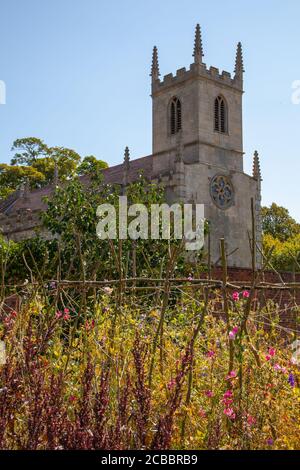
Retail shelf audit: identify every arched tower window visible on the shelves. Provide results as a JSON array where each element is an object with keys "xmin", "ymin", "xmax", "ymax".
[
  {"xmin": 214, "ymin": 96, "xmax": 227, "ymax": 133},
  {"xmin": 170, "ymin": 97, "xmax": 182, "ymax": 135}
]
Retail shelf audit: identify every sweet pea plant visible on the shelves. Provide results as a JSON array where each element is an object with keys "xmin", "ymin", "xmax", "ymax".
[{"xmin": 0, "ymin": 280, "xmax": 299, "ymax": 450}]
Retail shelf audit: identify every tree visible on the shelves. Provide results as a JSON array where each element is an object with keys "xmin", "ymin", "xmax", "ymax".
[
  {"xmin": 0, "ymin": 137, "xmax": 109, "ymax": 199},
  {"xmin": 0, "ymin": 164, "xmax": 45, "ymax": 199},
  {"xmin": 263, "ymin": 233, "xmax": 300, "ymax": 271},
  {"xmin": 261, "ymin": 203, "xmax": 300, "ymax": 242},
  {"xmin": 77, "ymin": 155, "xmax": 108, "ymax": 178},
  {"xmin": 32, "ymin": 147, "xmax": 81, "ymax": 184},
  {"xmin": 11, "ymin": 137, "xmax": 48, "ymax": 165}
]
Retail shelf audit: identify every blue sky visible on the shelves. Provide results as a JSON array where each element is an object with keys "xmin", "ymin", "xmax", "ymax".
[{"xmin": 0, "ymin": 0, "xmax": 299, "ymax": 220}]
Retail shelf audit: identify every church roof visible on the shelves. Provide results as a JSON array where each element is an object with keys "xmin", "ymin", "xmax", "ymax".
[{"xmin": 0, "ymin": 154, "xmax": 154, "ymax": 216}]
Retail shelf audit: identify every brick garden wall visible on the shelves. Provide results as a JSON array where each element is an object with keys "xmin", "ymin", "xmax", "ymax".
[{"xmin": 205, "ymin": 267, "xmax": 300, "ymax": 333}]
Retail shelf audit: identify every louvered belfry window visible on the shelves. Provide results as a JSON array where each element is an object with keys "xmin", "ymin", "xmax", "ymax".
[
  {"xmin": 214, "ymin": 96, "xmax": 227, "ymax": 133},
  {"xmin": 170, "ymin": 97, "xmax": 182, "ymax": 135}
]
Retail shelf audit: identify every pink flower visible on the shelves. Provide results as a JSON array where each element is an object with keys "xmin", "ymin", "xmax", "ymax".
[
  {"xmin": 55, "ymin": 311, "xmax": 62, "ymax": 319},
  {"xmin": 223, "ymin": 390, "xmax": 233, "ymax": 399},
  {"xmin": 246, "ymin": 415, "xmax": 256, "ymax": 426},
  {"xmin": 232, "ymin": 292, "xmax": 239, "ymax": 301},
  {"xmin": 265, "ymin": 348, "xmax": 276, "ymax": 361},
  {"xmin": 224, "ymin": 408, "xmax": 236, "ymax": 420},
  {"xmin": 242, "ymin": 290, "xmax": 250, "ymax": 298},
  {"xmin": 269, "ymin": 347, "xmax": 276, "ymax": 357},
  {"xmin": 205, "ymin": 390, "xmax": 213, "ymax": 398},
  {"xmin": 206, "ymin": 350, "xmax": 215, "ymax": 358},
  {"xmin": 273, "ymin": 364, "xmax": 288, "ymax": 374},
  {"xmin": 187, "ymin": 276, "xmax": 193, "ymax": 281},
  {"xmin": 226, "ymin": 371, "xmax": 237, "ymax": 380},
  {"xmin": 64, "ymin": 308, "xmax": 70, "ymax": 314},
  {"xmin": 223, "ymin": 398, "xmax": 233, "ymax": 406},
  {"xmin": 63, "ymin": 313, "xmax": 70, "ymax": 321},
  {"xmin": 229, "ymin": 326, "xmax": 238, "ymax": 340}
]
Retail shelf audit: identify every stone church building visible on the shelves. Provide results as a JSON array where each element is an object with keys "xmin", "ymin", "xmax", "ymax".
[{"xmin": 0, "ymin": 25, "xmax": 262, "ymax": 268}]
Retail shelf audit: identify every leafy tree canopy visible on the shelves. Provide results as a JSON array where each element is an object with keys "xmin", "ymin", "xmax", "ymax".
[
  {"xmin": 261, "ymin": 203, "xmax": 300, "ymax": 242},
  {"xmin": 11, "ymin": 137, "xmax": 48, "ymax": 165},
  {"xmin": 77, "ymin": 155, "xmax": 108, "ymax": 178},
  {"xmin": 0, "ymin": 163, "xmax": 45, "ymax": 199},
  {"xmin": 263, "ymin": 233, "xmax": 300, "ymax": 272},
  {"xmin": 0, "ymin": 137, "xmax": 108, "ymax": 199}
]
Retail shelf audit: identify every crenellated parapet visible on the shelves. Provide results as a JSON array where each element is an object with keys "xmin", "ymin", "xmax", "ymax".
[
  {"xmin": 152, "ymin": 62, "xmax": 242, "ymax": 95},
  {"xmin": 151, "ymin": 24, "xmax": 243, "ymax": 95}
]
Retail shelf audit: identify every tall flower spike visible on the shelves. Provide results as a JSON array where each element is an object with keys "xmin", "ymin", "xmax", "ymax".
[
  {"xmin": 150, "ymin": 46, "xmax": 160, "ymax": 81},
  {"xmin": 193, "ymin": 24, "xmax": 204, "ymax": 64},
  {"xmin": 234, "ymin": 42, "xmax": 244, "ymax": 79},
  {"xmin": 252, "ymin": 150, "xmax": 262, "ymax": 181}
]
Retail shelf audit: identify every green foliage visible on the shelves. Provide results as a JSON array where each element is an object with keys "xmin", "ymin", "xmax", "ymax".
[
  {"xmin": 41, "ymin": 176, "xmax": 187, "ymax": 280},
  {"xmin": 262, "ymin": 203, "xmax": 300, "ymax": 242},
  {"xmin": 10, "ymin": 137, "xmax": 48, "ymax": 165},
  {"xmin": 0, "ymin": 163, "xmax": 45, "ymax": 199},
  {"xmin": 0, "ymin": 235, "xmax": 57, "ymax": 284},
  {"xmin": 263, "ymin": 233, "xmax": 300, "ymax": 271},
  {"xmin": 262, "ymin": 203, "xmax": 300, "ymax": 271},
  {"xmin": 0, "ymin": 176, "xmax": 206, "ymax": 283},
  {"xmin": 77, "ymin": 155, "xmax": 108, "ymax": 179},
  {"xmin": 0, "ymin": 137, "xmax": 108, "ymax": 199}
]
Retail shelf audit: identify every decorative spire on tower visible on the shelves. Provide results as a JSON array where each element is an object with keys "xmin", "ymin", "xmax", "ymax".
[
  {"xmin": 193, "ymin": 24, "xmax": 204, "ymax": 64},
  {"xmin": 123, "ymin": 146, "xmax": 130, "ymax": 187},
  {"xmin": 124, "ymin": 146, "xmax": 130, "ymax": 170},
  {"xmin": 19, "ymin": 179, "xmax": 29, "ymax": 199},
  {"xmin": 150, "ymin": 46, "xmax": 160, "ymax": 82},
  {"xmin": 252, "ymin": 150, "xmax": 262, "ymax": 181},
  {"xmin": 234, "ymin": 42, "xmax": 244, "ymax": 80}
]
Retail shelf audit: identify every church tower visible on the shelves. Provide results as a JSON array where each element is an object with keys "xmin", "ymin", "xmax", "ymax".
[
  {"xmin": 151, "ymin": 24, "xmax": 244, "ymax": 173},
  {"xmin": 150, "ymin": 25, "xmax": 261, "ymax": 269}
]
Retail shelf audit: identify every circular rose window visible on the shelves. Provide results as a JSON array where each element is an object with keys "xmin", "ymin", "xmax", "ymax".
[{"xmin": 210, "ymin": 174, "xmax": 234, "ymax": 209}]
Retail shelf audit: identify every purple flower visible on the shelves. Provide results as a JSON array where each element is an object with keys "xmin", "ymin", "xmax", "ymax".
[
  {"xmin": 267, "ymin": 438, "xmax": 274, "ymax": 446},
  {"xmin": 288, "ymin": 373, "xmax": 295, "ymax": 387}
]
